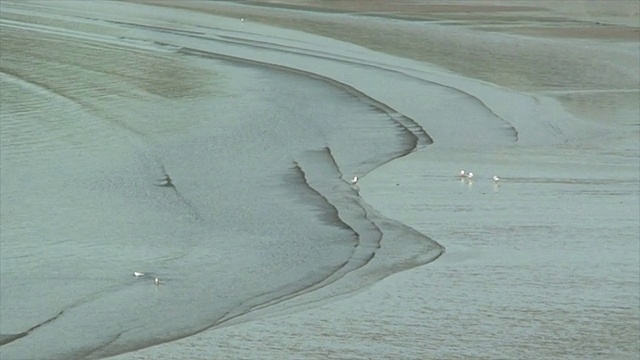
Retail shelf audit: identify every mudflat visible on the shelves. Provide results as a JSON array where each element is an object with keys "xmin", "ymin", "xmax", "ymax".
[{"xmin": 1, "ymin": 1, "xmax": 638, "ymax": 359}]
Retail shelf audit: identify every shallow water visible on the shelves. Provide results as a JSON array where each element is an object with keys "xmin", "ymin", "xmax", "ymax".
[{"xmin": 1, "ymin": 1, "xmax": 638, "ymax": 360}]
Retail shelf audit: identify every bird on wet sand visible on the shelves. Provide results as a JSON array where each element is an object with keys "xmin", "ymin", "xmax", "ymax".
[
  {"xmin": 459, "ymin": 170, "xmax": 474, "ymax": 180},
  {"xmin": 155, "ymin": 174, "xmax": 174, "ymax": 187}
]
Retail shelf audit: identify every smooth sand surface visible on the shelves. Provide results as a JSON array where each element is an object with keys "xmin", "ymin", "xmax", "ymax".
[{"xmin": 1, "ymin": 1, "xmax": 638, "ymax": 359}]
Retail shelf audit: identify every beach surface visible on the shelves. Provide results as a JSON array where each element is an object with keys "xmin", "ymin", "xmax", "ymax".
[{"xmin": 0, "ymin": 1, "xmax": 638, "ymax": 359}]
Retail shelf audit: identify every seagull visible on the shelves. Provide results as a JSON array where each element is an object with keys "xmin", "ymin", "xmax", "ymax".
[
  {"xmin": 458, "ymin": 170, "xmax": 466, "ymax": 178},
  {"xmin": 493, "ymin": 175, "xmax": 500, "ymax": 182},
  {"xmin": 350, "ymin": 176, "xmax": 358, "ymax": 185},
  {"xmin": 467, "ymin": 172, "xmax": 474, "ymax": 180},
  {"xmin": 154, "ymin": 278, "xmax": 160, "ymax": 286},
  {"xmin": 155, "ymin": 174, "xmax": 174, "ymax": 187},
  {"xmin": 133, "ymin": 272, "xmax": 145, "ymax": 277}
]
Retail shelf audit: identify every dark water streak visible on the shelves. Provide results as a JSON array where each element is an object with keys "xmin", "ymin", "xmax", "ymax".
[{"xmin": 0, "ymin": 310, "xmax": 63, "ymax": 347}]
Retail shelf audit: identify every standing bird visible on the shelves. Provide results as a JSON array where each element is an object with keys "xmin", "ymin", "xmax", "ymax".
[
  {"xmin": 350, "ymin": 176, "xmax": 359, "ymax": 185},
  {"xmin": 493, "ymin": 175, "xmax": 500, "ymax": 183},
  {"xmin": 466, "ymin": 172, "xmax": 475, "ymax": 180},
  {"xmin": 156, "ymin": 174, "xmax": 174, "ymax": 187},
  {"xmin": 154, "ymin": 278, "xmax": 160, "ymax": 286},
  {"xmin": 458, "ymin": 170, "xmax": 467, "ymax": 178}
]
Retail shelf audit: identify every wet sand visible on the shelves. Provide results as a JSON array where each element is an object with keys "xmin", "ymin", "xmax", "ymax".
[
  {"xmin": 127, "ymin": 0, "xmax": 639, "ymax": 124},
  {"xmin": 1, "ymin": 1, "xmax": 638, "ymax": 359}
]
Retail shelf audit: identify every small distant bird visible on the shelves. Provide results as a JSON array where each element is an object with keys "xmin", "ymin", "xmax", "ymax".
[
  {"xmin": 156, "ymin": 174, "xmax": 174, "ymax": 187},
  {"xmin": 467, "ymin": 172, "xmax": 474, "ymax": 180},
  {"xmin": 154, "ymin": 278, "xmax": 160, "ymax": 286},
  {"xmin": 133, "ymin": 272, "xmax": 145, "ymax": 277},
  {"xmin": 493, "ymin": 175, "xmax": 500, "ymax": 182},
  {"xmin": 350, "ymin": 176, "xmax": 358, "ymax": 185},
  {"xmin": 241, "ymin": 18, "xmax": 244, "ymax": 22},
  {"xmin": 458, "ymin": 170, "xmax": 466, "ymax": 177}
]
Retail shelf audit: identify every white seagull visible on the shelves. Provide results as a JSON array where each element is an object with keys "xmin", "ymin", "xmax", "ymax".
[
  {"xmin": 350, "ymin": 176, "xmax": 358, "ymax": 185},
  {"xmin": 493, "ymin": 175, "xmax": 500, "ymax": 182},
  {"xmin": 466, "ymin": 172, "xmax": 474, "ymax": 180},
  {"xmin": 458, "ymin": 170, "xmax": 466, "ymax": 178},
  {"xmin": 154, "ymin": 278, "xmax": 160, "ymax": 285},
  {"xmin": 133, "ymin": 272, "xmax": 145, "ymax": 277}
]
